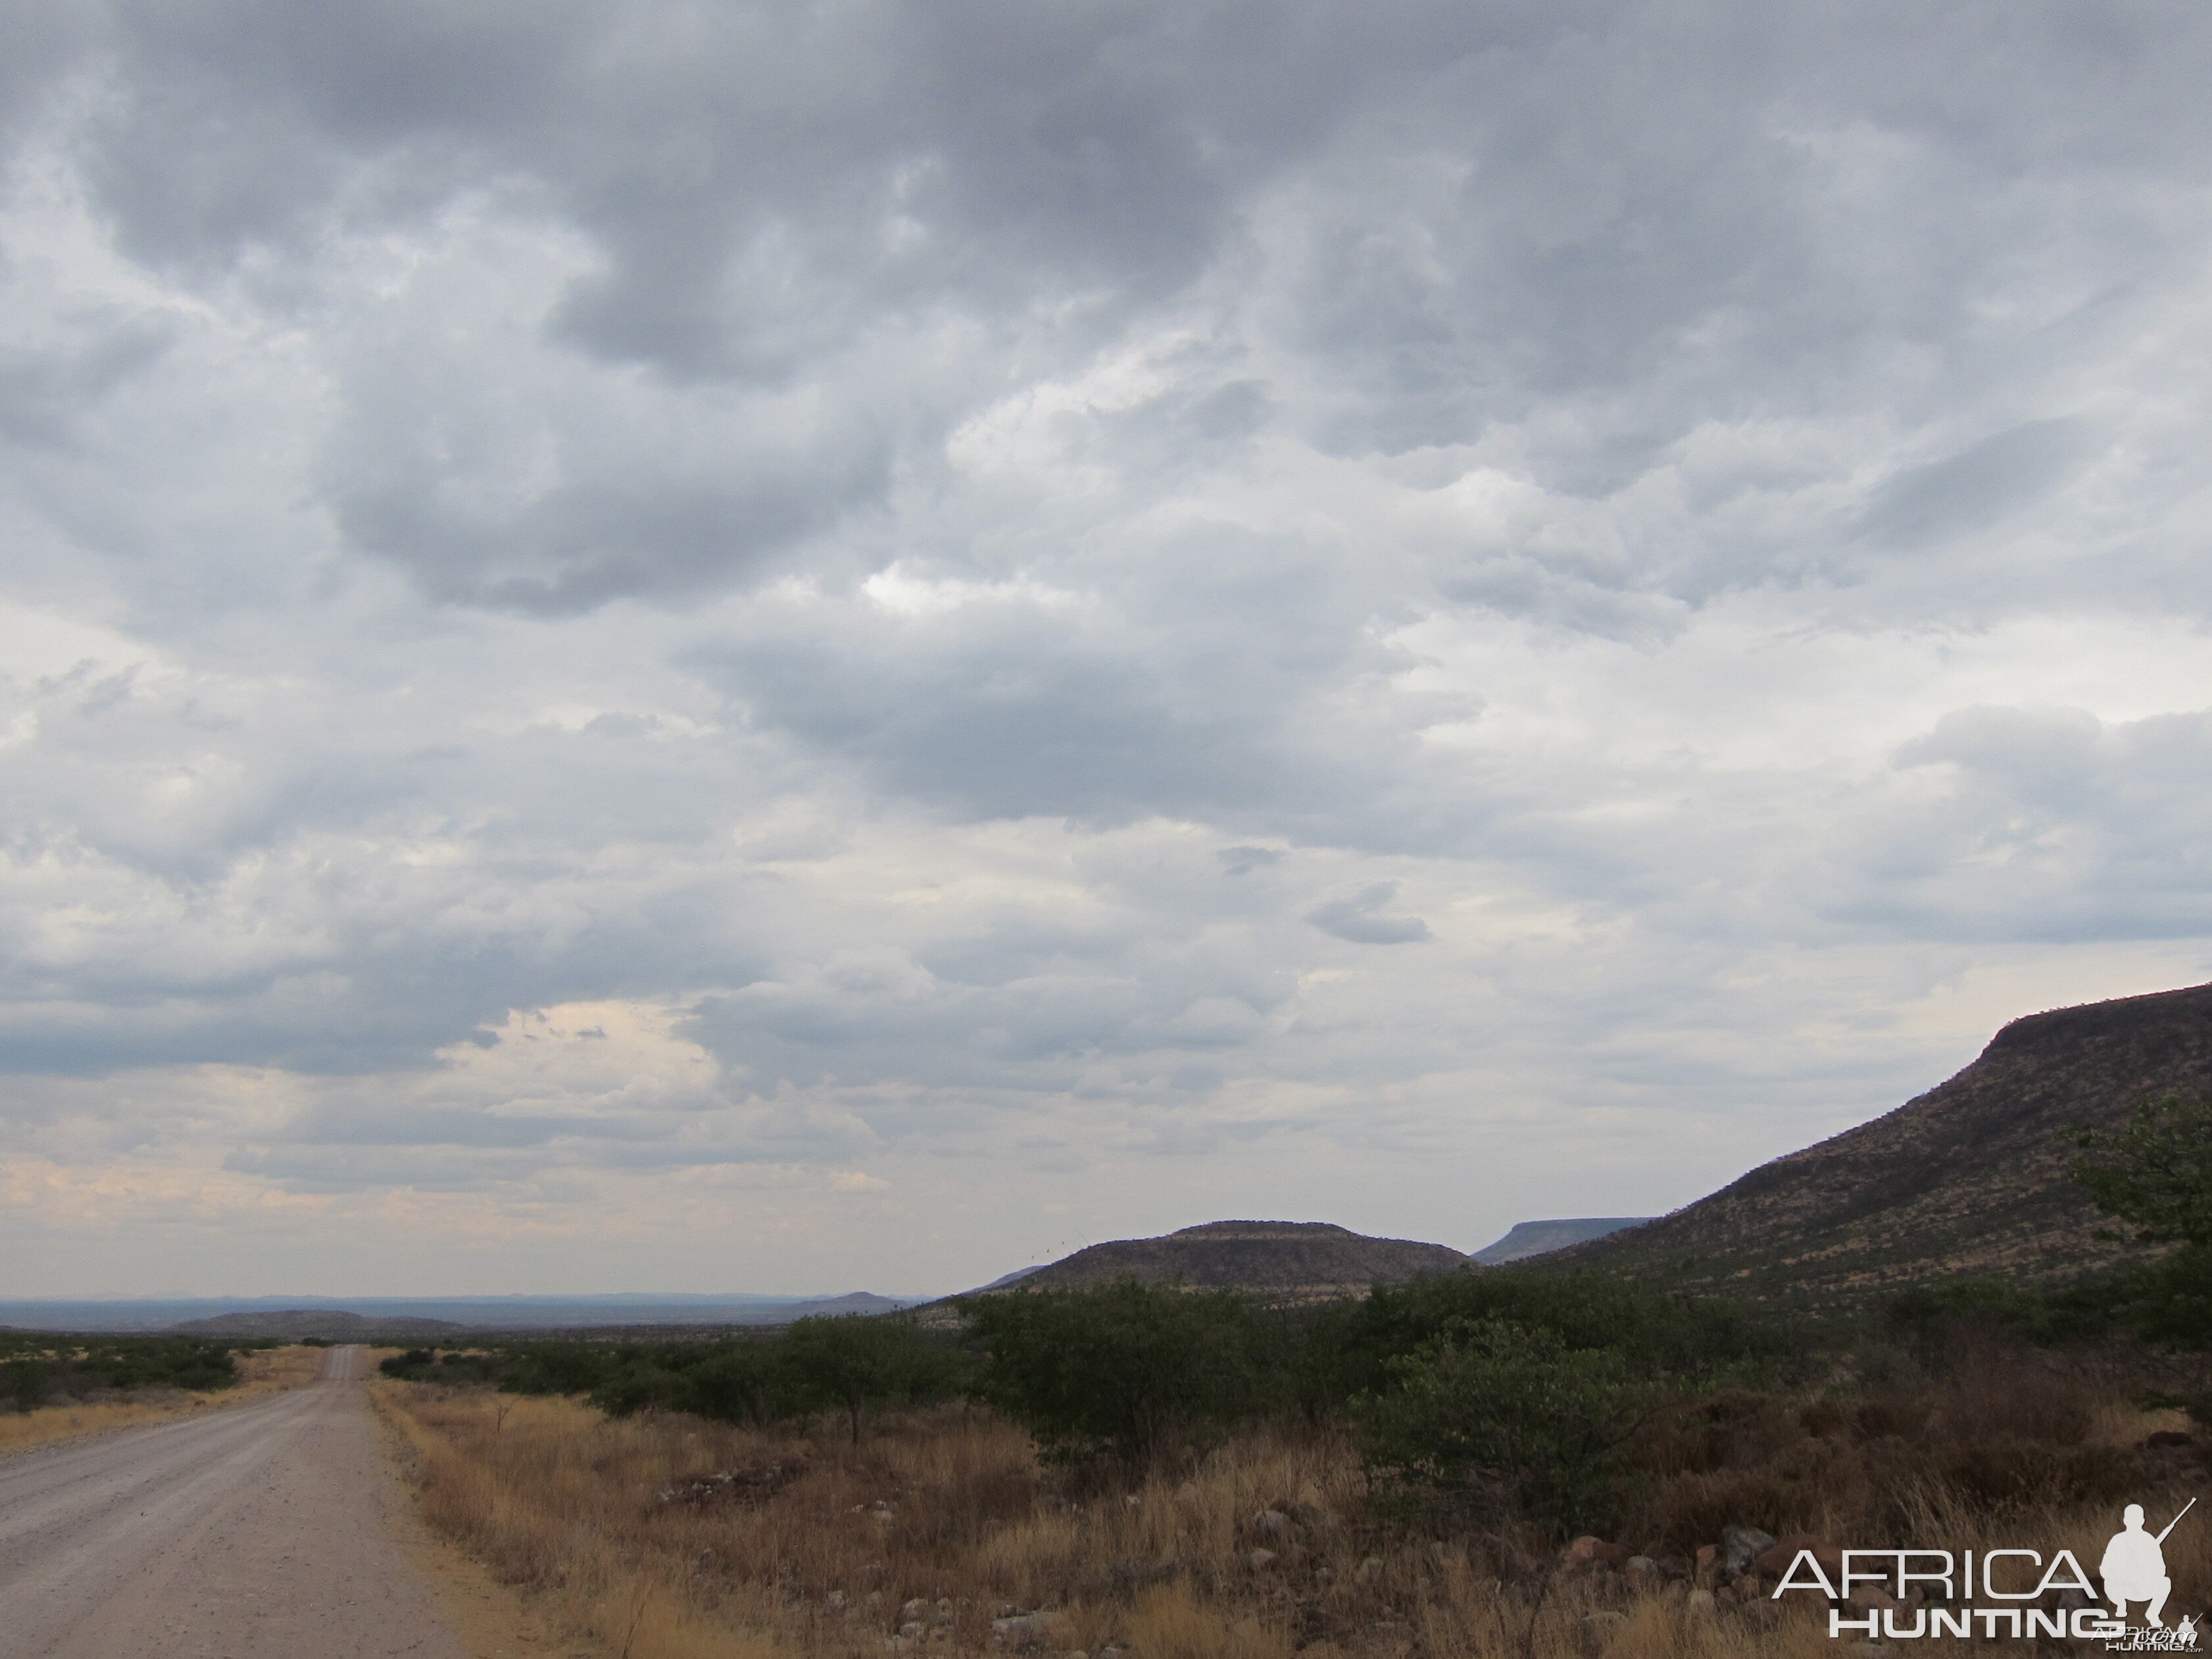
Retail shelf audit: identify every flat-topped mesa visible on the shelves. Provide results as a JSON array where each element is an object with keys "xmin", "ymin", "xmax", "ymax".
[
  {"xmin": 975, "ymin": 1218, "xmax": 1470, "ymax": 1304},
  {"xmin": 1165, "ymin": 1220, "xmax": 1367, "ymax": 1239},
  {"xmin": 1557, "ymin": 979, "xmax": 2212, "ymax": 1309}
]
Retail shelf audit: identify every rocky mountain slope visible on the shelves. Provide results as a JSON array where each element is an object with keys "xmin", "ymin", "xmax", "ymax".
[
  {"xmin": 1559, "ymin": 981, "xmax": 2212, "ymax": 1306},
  {"xmin": 981, "ymin": 1220, "xmax": 1469, "ymax": 1303}
]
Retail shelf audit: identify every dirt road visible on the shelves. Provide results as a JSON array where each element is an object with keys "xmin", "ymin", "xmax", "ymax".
[{"xmin": 0, "ymin": 1346, "xmax": 466, "ymax": 1658}]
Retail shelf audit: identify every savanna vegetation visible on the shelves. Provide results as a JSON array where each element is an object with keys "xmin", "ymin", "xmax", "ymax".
[
  {"xmin": 0, "ymin": 1331, "xmax": 263, "ymax": 1412},
  {"xmin": 362, "ymin": 1097, "xmax": 2212, "ymax": 1658},
  {"xmin": 0, "ymin": 1336, "xmax": 326, "ymax": 1455}
]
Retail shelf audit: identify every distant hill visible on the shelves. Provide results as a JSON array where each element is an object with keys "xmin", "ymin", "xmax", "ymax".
[
  {"xmin": 168, "ymin": 1309, "xmax": 466, "ymax": 1341},
  {"xmin": 1472, "ymin": 1218, "xmax": 1652, "ymax": 1265},
  {"xmin": 772, "ymin": 1293, "xmax": 910, "ymax": 1320},
  {"xmin": 1558, "ymin": 981, "xmax": 2212, "ymax": 1308},
  {"xmin": 0, "ymin": 1291, "xmax": 923, "ymax": 1335},
  {"xmin": 975, "ymin": 1220, "xmax": 1469, "ymax": 1303}
]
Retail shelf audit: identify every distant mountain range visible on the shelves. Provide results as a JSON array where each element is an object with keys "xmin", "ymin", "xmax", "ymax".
[
  {"xmin": 37, "ymin": 978, "xmax": 2182, "ymax": 1335},
  {"xmin": 1470, "ymin": 1217, "xmax": 1651, "ymax": 1264},
  {"xmin": 1557, "ymin": 980, "xmax": 2212, "ymax": 1307},
  {"xmin": 0, "ymin": 1291, "xmax": 920, "ymax": 1336}
]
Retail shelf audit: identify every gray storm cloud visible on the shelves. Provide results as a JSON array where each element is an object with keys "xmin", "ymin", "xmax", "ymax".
[{"xmin": 1, "ymin": 0, "xmax": 2210, "ymax": 1292}]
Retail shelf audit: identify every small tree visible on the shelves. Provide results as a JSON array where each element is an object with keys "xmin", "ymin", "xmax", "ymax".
[
  {"xmin": 1352, "ymin": 1317, "xmax": 1660, "ymax": 1539},
  {"xmin": 779, "ymin": 1315, "xmax": 962, "ymax": 1444}
]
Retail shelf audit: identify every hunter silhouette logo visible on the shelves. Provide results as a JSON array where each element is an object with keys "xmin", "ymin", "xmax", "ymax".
[{"xmin": 2102, "ymin": 1500, "xmax": 2192, "ymax": 1628}]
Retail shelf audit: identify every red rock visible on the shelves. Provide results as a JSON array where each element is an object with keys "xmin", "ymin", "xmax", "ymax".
[
  {"xmin": 1756, "ymin": 1535, "xmax": 1842, "ymax": 1579},
  {"xmin": 1562, "ymin": 1537, "xmax": 1632, "ymax": 1572}
]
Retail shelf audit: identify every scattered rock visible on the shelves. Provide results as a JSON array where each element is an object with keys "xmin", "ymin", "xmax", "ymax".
[
  {"xmin": 1356, "ymin": 1556, "xmax": 1384, "ymax": 1585},
  {"xmin": 991, "ymin": 1612, "xmax": 1066, "ymax": 1646},
  {"xmin": 1583, "ymin": 1611, "xmax": 1627, "ymax": 1631},
  {"xmin": 1563, "ymin": 1535, "xmax": 1632, "ymax": 1572},
  {"xmin": 1721, "ymin": 1525, "xmax": 1776, "ymax": 1576},
  {"xmin": 1248, "ymin": 1548, "xmax": 1278, "ymax": 1571},
  {"xmin": 829, "ymin": 1591, "xmax": 847, "ymax": 1609},
  {"xmin": 899, "ymin": 1622, "xmax": 925, "ymax": 1639},
  {"xmin": 1249, "ymin": 1508, "xmax": 1292, "ymax": 1538},
  {"xmin": 1731, "ymin": 1575, "xmax": 1761, "ymax": 1600},
  {"xmin": 656, "ymin": 1456, "xmax": 812, "ymax": 1508},
  {"xmin": 1686, "ymin": 1588, "xmax": 1717, "ymax": 1614},
  {"xmin": 1693, "ymin": 1543, "xmax": 1719, "ymax": 1587},
  {"xmin": 1846, "ymin": 1584, "xmax": 1897, "ymax": 1612},
  {"xmin": 902, "ymin": 1600, "xmax": 928, "ymax": 1622}
]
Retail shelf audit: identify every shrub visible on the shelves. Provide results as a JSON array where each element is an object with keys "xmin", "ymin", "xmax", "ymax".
[
  {"xmin": 1299, "ymin": 1266, "xmax": 1784, "ymax": 1410},
  {"xmin": 1, "ymin": 1359, "xmax": 50, "ymax": 1414},
  {"xmin": 673, "ymin": 1342, "xmax": 791, "ymax": 1426},
  {"xmin": 0, "ymin": 1335, "xmax": 244, "ymax": 1403},
  {"xmin": 1352, "ymin": 1317, "xmax": 1661, "ymax": 1538},
  {"xmin": 958, "ymin": 1278, "xmax": 1287, "ymax": 1464},
  {"xmin": 2072, "ymin": 1092, "xmax": 2212, "ymax": 1247}
]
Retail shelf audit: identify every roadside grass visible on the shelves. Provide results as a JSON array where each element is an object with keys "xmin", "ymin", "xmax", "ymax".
[
  {"xmin": 0, "ymin": 1343, "xmax": 331, "ymax": 1458},
  {"xmin": 371, "ymin": 1365, "xmax": 2212, "ymax": 1659}
]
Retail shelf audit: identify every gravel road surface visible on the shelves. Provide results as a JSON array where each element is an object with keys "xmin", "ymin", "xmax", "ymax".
[{"xmin": 0, "ymin": 1346, "xmax": 466, "ymax": 1658}]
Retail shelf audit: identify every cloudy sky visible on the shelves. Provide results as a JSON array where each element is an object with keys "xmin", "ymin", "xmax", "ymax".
[{"xmin": 3, "ymin": 0, "xmax": 2209, "ymax": 1298}]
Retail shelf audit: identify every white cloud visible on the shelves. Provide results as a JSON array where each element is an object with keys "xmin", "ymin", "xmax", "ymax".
[{"xmin": 2, "ymin": 0, "xmax": 2211, "ymax": 1294}]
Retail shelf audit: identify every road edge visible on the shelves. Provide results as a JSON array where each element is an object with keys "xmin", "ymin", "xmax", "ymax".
[{"xmin": 366, "ymin": 1380, "xmax": 603, "ymax": 1658}]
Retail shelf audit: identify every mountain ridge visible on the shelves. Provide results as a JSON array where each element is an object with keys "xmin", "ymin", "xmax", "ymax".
[{"xmin": 1556, "ymin": 980, "xmax": 2212, "ymax": 1306}]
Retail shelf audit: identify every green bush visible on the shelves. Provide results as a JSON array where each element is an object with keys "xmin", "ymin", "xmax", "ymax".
[
  {"xmin": 2072, "ymin": 1093, "xmax": 2212, "ymax": 1247},
  {"xmin": 958, "ymin": 1277, "xmax": 1287, "ymax": 1464},
  {"xmin": 1, "ymin": 1359, "xmax": 50, "ymax": 1414},
  {"xmin": 777, "ymin": 1315, "xmax": 970, "ymax": 1442},
  {"xmin": 0, "ymin": 1334, "xmax": 247, "ymax": 1403},
  {"xmin": 376, "ymin": 1322, "xmax": 970, "ymax": 1443},
  {"xmin": 673, "ymin": 1342, "xmax": 790, "ymax": 1425},
  {"xmin": 1352, "ymin": 1317, "xmax": 1662, "ymax": 1538},
  {"xmin": 1299, "ymin": 1266, "xmax": 1783, "ymax": 1410}
]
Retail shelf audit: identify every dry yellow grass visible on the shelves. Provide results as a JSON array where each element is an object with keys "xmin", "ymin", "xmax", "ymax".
[
  {"xmin": 373, "ymin": 1374, "xmax": 2212, "ymax": 1659},
  {"xmin": 0, "ymin": 1343, "xmax": 329, "ymax": 1459}
]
